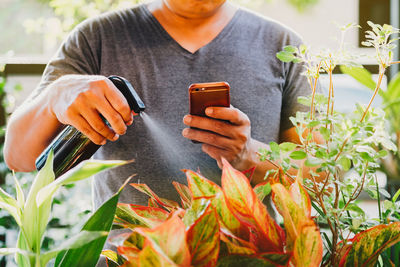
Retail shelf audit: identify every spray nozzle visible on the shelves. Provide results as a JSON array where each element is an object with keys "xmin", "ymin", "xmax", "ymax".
[{"xmin": 108, "ymin": 76, "xmax": 145, "ymax": 114}]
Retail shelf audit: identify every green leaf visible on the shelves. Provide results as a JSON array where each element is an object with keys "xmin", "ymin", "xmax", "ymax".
[
  {"xmin": 339, "ymin": 222, "xmax": 400, "ymax": 267},
  {"xmin": 279, "ymin": 142, "xmax": 297, "ymax": 152},
  {"xmin": 283, "ymin": 45, "xmax": 297, "ymax": 53},
  {"xmin": 338, "ymin": 157, "xmax": 351, "ymax": 171},
  {"xmin": 55, "ymin": 178, "xmax": 130, "ymax": 267},
  {"xmin": 319, "ymin": 127, "xmax": 330, "ymax": 141},
  {"xmin": 299, "ymin": 44, "xmax": 307, "ymax": 54},
  {"xmin": 297, "ymin": 96, "xmax": 311, "ymax": 106},
  {"xmin": 392, "ymin": 188, "xmax": 400, "ymax": 202},
  {"xmin": 0, "ymin": 186, "xmax": 21, "ymax": 226},
  {"xmin": 290, "ymin": 151, "xmax": 307, "ymax": 160},
  {"xmin": 101, "ymin": 250, "xmax": 126, "ymax": 266},
  {"xmin": 12, "ymin": 172, "xmax": 25, "ymax": 209},
  {"xmin": 340, "ymin": 65, "xmax": 381, "ymax": 94},
  {"xmin": 21, "ymin": 150, "xmax": 55, "ymax": 255},
  {"xmin": 254, "ymin": 182, "xmax": 272, "ymax": 202},
  {"xmin": 276, "ymin": 51, "xmax": 296, "ymax": 62},
  {"xmin": 269, "ymin": 141, "xmax": 280, "ymax": 155},
  {"xmin": 387, "ymin": 72, "xmax": 400, "ymax": 100},
  {"xmin": 37, "ymin": 159, "xmax": 126, "ymax": 207},
  {"xmin": 41, "ymin": 231, "xmax": 108, "ymax": 266}
]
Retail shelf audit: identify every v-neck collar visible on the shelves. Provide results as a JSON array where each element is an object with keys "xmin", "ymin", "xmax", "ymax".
[{"xmin": 141, "ymin": 4, "xmax": 242, "ymax": 57}]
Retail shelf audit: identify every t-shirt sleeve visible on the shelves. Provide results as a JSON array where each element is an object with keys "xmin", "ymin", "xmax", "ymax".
[
  {"xmin": 29, "ymin": 21, "xmax": 101, "ymax": 100},
  {"xmin": 279, "ymin": 35, "xmax": 311, "ymax": 132}
]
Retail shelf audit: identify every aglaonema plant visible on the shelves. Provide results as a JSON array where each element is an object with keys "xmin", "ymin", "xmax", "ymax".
[
  {"xmin": 0, "ymin": 150, "xmax": 129, "ymax": 267},
  {"xmin": 103, "ymin": 158, "xmax": 323, "ymax": 267},
  {"xmin": 270, "ymin": 21, "xmax": 400, "ymax": 266}
]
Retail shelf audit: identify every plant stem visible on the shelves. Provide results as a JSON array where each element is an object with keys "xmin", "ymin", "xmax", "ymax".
[
  {"xmin": 335, "ymin": 65, "xmax": 386, "ymax": 162},
  {"xmin": 310, "ymin": 62, "xmax": 322, "ymax": 120},
  {"xmin": 376, "ymin": 174, "xmax": 382, "ymax": 223},
  {"xmin": 360, "ymin": 66, "xmax": 385, "ymax": 122}
]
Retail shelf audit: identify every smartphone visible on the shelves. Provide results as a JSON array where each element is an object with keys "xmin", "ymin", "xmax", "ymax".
[{"xmin": 189, "ymin": 82, "xmax": 230, "ymax": 117}]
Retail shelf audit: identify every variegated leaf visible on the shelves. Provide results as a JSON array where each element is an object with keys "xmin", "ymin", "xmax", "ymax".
[
  {"xmin": 135, "ymin": 214, "xmax": 191, "ymax": 266},
  {"xmin": 271, "ymin": 183, "xmax": 308, "ymax": 250},
  {"xmin": 221, "ymin": 159, "xmax": 284, "ymax": 252},
  {"xmin": 172, "ymin": 181, "xmax": 192, "ymax": 209},
  {"xmin": 339, "ymin": 222, "xmax": 400, "ymax": 267},
  {"xmin": 289, "ymin": 175, "xmax": 311, "ymax": 217},
  {"xmin": 220, "ymin": 232, "xmax": 257, "ymax": 255},
  {"xmin": 187, "ymin": 205, "xmax": 220, "ymax": 267},
  {"xmin": 185, "ymin": 170, "xmax": 247, "ymax": 239},
  {"xmin": 130, "ymin": 183, "xmax": 179, "ymax": 211},
  {"xmin": 292, "ymin": 223, "xmax": 323, "ymax": 267}
]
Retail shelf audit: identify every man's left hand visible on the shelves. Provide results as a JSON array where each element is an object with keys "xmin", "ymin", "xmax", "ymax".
[{"xmin": 182, "ymin": 106, "xmax": 254, "ymax": 170}]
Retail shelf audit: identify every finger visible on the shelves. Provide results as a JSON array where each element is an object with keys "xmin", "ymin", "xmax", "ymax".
[
  {"xmin": 205, "ymin": 107, "xmax": 250, "ymax": 126},
  {"xmin": 182, "ymin": 127, "xmax": 234, "ymax": 149},
  {"xmin": 72, "ymin": 114, "xmax": 107, "ymax": 145},
  {"xmin": 81, "ymin": 106, "xmax": 118, "ymax": 141},
  {"xmin": 95, "ymin": 96, "xmax": 127, "ymax": 135},
  {"xmin": 103, "ymin": 79, "xmax": 134, "ymax": 124},
  {"xmin": 201, "ymin": 144, "xmax": 229, "ymax": 169},
  {"xmin": 183, "ymin": 115, "xmax": 234, "ymax": 138}
]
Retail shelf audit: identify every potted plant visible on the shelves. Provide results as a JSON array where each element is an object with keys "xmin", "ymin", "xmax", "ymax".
[{"xmin": 0, "ymin": 150, "xmax": 130, "ymax": 267}]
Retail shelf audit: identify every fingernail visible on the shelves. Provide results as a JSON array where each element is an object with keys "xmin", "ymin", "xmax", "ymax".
[
  {"xmin": 206, "ymin": 108, "xmax": 213, "ymax": 116},
  {"xmin": 184, "ymin": 115, "xmax": 192, "ymax": 124},
  {"xmin": 126, "ymin": 120, "xmax": 133, "ymax": 126},
  {"xmin": 182, "ymin": 128, "xmax": 189, "ymax": 137},
  {"xmin": 101, "ymin": 140, "xmax": 107, "ymax": 145},
  {"xmin": 112, "ymin": 134, "xmax": 119, "ymax": 141}
]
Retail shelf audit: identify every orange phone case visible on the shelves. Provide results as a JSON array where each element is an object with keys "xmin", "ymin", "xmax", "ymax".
[{"xmin": 189, "ymin": 82, "xmax": 230, "ymax": 116}]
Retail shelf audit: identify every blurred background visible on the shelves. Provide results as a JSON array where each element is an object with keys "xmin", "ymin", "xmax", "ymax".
[{"xmin": 0, "ymin": 0, "xmax": 398, "ymax": 266}]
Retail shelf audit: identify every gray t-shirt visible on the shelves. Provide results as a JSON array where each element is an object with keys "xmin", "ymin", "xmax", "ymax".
[{"xmin": 34, "ymin": 4, "xmax": 309, "ymax": 208}]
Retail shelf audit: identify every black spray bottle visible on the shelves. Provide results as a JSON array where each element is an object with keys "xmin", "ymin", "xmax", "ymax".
[{"xmin": 35, "ymin": 76, "xmax": 145, "ymax": 177}]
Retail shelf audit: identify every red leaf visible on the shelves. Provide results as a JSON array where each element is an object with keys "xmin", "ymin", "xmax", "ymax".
[
  {"xmin": 117, "ymin": 246, "xmax": 140, "ymax": 261},
  {"xmin": 221, "ymin": 158, "xmax": 284, "ymax": 252},
  {"xmin": 185, "ymin": 169, "xmax": 248, "ymax": 240},
  {"xmin": 338, "ymin": 222, "xmax": 400, "ymax": 267},
  {"xmin": 187, "ymin": 205, "xmax": 220, "ymax": 267},
  {"xmin": 172, "ymin": 181, "xmax": 192, "ymax": 209},
  {"xmin": 220, "ymin": 231, "xmax": 258, "ymax": 255},
  {"xmin": 292, "ymin": 223, "xmax": 323, "ymax": 267},
  {"xmin": 289, "ymin": 175, "xmax": 311, "ymax": 217},
  {"xmin": 137, "ymin": 245, "xmax": 177, "ymax": 267},
  {"xmin": 242, "ymin": 166, "xmax": 256, "ymax": 182},
  {"xmin": 271, "ymin": 183, "xmax": 307, "ymax": 250},
  {"xmin": 135, "ymin": 213, "xmax": 191, "ymax": 266},
  {"xmin": 130, "ymin": 183, "xmax": 179, "ymax": 211}
]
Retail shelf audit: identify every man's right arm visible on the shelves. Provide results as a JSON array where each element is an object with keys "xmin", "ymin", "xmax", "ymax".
[{"xmin": 4, "ymin": 75, "xmax": 133, "ymax": 172}]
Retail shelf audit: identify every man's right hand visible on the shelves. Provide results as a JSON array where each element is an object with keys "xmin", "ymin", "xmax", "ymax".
[{"xmin": 46, "ymin": 75, "xmax": 134, "ymax": 145}]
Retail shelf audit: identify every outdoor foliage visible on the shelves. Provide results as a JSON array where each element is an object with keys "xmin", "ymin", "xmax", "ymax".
[
  {"xmin": 273, "ymin": 21, "xmax": 400, "ymax": 266},
  {"xmin": 0, "ymin": 150, "xmax": 128, "ymax": 267},
  {"xmin": 340, "ymin": 62, "xmax": 400, "ymax": 182},
  {"xmin": 104, "ymin": 159, "xmax": 323, "ymax": 266},
  {"xmin": 25, "ymin": 0, "xmax": 320, "ymax": 45}
]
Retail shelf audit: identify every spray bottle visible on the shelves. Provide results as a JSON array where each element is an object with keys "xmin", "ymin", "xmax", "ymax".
[{"xmin": 35, "ymin": 76, "xmax": 145, "ymax": 177}]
